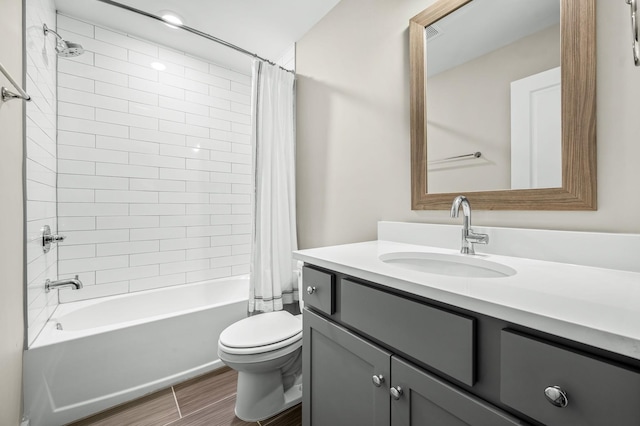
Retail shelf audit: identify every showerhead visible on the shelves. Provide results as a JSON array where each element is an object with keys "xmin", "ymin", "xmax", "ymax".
[{"xmin": 43, "ymin": 24, "xmax": 85, "ymax": 58}]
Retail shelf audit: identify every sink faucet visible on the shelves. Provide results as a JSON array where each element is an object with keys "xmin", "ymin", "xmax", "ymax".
[
  {"xmin": 45, "ymin": 275, "xmax": 83, "ymax": 292},
  {"xmin": 450, "ymin": 195, "xmax": 489, "ymax": 255}
]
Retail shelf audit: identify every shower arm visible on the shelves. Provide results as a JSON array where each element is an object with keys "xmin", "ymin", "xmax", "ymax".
[{"xmin": 43, "ymin": 24, "xmax": 64, "ymax": 43}]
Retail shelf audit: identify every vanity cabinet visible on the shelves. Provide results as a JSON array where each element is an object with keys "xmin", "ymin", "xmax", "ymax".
[{"xmin": 301, "ymin": 265, "xmax": 640, "ymax": 426}]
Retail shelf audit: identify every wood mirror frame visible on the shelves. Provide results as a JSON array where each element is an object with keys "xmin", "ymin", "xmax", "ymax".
[{"xmin": 409, "ymin": 0, "xmax": 596, "ymax": 210}]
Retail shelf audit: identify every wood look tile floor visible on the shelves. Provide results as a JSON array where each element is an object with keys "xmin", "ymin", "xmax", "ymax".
[{"xmin": 68, "ymin": 367, "xmax": 301, "ymax": 426}]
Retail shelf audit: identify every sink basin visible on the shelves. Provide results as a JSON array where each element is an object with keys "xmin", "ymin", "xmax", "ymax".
[{"xmin": 379, "ymin": 252, "xmax": 516, "ymax": 278}]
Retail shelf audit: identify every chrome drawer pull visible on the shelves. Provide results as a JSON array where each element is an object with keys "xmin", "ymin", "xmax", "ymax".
[
  {"xmin": 390, "ymin": 386, "xmax": 403, "ymax": 400},
  {"xmin": 372, "ymin": 375, "xmax": 385, "ymax": 387},
  {"xmin": 307, "ymin": 286, "xmax": 316, "ymax": 294},
  {"xmin": 544, "ymin": 386, "xmax": 568, "ymax": 408}
]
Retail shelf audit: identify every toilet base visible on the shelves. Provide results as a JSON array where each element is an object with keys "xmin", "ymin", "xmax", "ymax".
[{"xmin": 235, "ymin": 371, "xmax": 302, "ymax": 422}]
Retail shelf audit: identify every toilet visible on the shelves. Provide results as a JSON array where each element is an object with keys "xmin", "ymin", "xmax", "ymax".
[{"xmin": 217, "ymin": 299, "xmax": 303, "ymax": 421}]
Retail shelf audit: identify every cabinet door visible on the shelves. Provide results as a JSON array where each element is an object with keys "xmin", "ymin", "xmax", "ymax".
[
  {"xmin": 391, "ymin": 357, "xmax": 526, "ymax": 426},
  {"xmin": 303, "ymin": 309, "xmax": 391, "ymax": 426}
]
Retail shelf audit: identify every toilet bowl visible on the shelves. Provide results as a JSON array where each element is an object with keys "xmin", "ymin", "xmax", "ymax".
[{"xmin": 217, "ymin": 310, "xmax": 303, "ymax": 421}]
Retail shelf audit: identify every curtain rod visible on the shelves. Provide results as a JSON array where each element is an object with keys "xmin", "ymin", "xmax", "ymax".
[{"xmin": 96, "ymin": 0, "xmax": 295, "ymax": 74}]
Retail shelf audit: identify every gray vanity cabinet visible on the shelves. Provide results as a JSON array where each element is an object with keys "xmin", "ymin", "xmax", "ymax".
[{"xmin": 303, "ymin": 308, "xmax": 391, "ymax": 426}]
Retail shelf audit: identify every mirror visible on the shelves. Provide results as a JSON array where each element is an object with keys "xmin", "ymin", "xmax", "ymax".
[{"xmin": 410, "ymin": 0, "xmax": 596, "ymax": 210}]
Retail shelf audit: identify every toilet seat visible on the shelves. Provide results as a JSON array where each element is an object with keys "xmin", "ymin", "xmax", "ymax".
[{"xmin": 219, "ymin": 311, "xmax": 302, "ymax": 355}]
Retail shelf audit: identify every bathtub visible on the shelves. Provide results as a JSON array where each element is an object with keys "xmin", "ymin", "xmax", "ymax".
[{"xmin": 23, "ymin": 276, "xmax": 249, "ymax": 426}]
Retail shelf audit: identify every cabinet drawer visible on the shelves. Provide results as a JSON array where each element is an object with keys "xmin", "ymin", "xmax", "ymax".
[
  {"xmin": 302, "ymin": 266, "xmax": 335, "ymax": 315},
  {"xmin": 501, "ymin": 329, "xmax": 640, "ymax": 426},
  {"xmin": 340, "ymin": 279, "xmax": 475, "ymax": 386}
]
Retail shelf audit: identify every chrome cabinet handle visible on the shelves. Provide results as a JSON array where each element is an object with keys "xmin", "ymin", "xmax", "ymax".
[
  {"xmin": 544, "ymin": 386, "xmax": 568, "ymax": 408},
  {"xmin": 372, "ymin": 375, "xmax": 385, "ymax": 387},
  {"xmin": 390, "ymin": 386, "xmax": 403, "ymax": 400},
  {"xmin": 306, "ymin": 286, "xmax": 316, "ymax": 295}
]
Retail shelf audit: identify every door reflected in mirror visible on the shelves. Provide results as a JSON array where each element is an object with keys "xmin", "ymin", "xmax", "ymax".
[{"xmin": 426, "ymin": 0, "xmax": 561, "ymax": 194}]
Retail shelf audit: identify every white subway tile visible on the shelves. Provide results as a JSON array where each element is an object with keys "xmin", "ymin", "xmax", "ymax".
[
  {"xmin": 130, "ymin": 153, "xmax": 185, "ymax": 169},
  {"xmin": 129, "ymin": 178, "xmax": 185, "ymax": 192},
  {"xmin": 211, "ymin": 234, "xmax": 251, "ymax": 246},
  {"xmin": 186, "ymin": 113, "xmax": 231, "ymax": 131},
  {"xmin": 232, "ymin": 184, "xmax": 252, "ymax": 194},
  {"xmin": 159, "ymin": 144, "xmax": 209, "ymax": 161},
  {"xmin": 98, "ymin": 240, "xmax": 159, "ymax": 257},
  {"xmin": 27, "ymin": 180, "xmax": 56, "ymax": 202},
  {"xmin": 95, "ymin": 54, "xmax": 158, "ymax": 80},
  {"xmin": 230, "ymin": 81, "xmax": 251, "ymax": 95},
  {"xmin": 187, "ymin": 136, "xmax": 230, "ymax": 152},
  {"xmin": 210, "ymin": 85, "xmax": 250, "ymax": 104},
  {"xmin": 96, "ymin": 162, "xmax": 159, "ymax": 179},
  {"xmin": 58, "ymin": 202, "xmax": 128, "ymax": 217},
  {"xmin": 96, "ymin": 190, "xmax": 159, "ymax": 203},
  {"xmin": 97, "ymin": 216, "xmax": 160, "ymax": 229},
  {"xmin": 59, "ymin": 255, "xmax": 129, "ymax": 274},
  {"xmin": 158, "ymin": 192, "xmax": 209, "ymax": 204},
  {"xmin": 27, "ymin": 137, "xmax": 56, "ymax": 171},
  {"xmin": 159, "ymin": 73, "xmax": 207, "ymax": 93},
  {"xmin": 159, "ymin": 48, "xmax": 208, "ymax": 72},
  {"xmin": 232, "ymin": 224, "xmax": 251, "ymax": 235},
  {"xmin": 232, "ymin": 143, "xmax": 252, "ymax": 155},
  {"xmin": 231, "ymin": 102, "xmax": 251, "ymax": 115},
  {"xmin": 96, "ymin": 108, "xmax": 158, "ymax": 130},
  {"xmin": 159, "ymin": 215, "xmax": 209, "ymax": 227},
  {"xmin": 184, "ymin": 68, "xmax": 230, "ymax": 90},
  {"xmin": 58, "ymin": 131, "xmax": 96, "ymax": 148},
  {"xmin": 63, "ymin": 229, "xmax": 129, "ymax": 244},
  {"xmin": 210, "ymin": 151, "xmax": 251, "ymax": 165},
  {"xmin": 232, "ymin": 264, "xmax": 250, "ymax": 275},
  {"xmin": 130, "ymin": 127, "xmax": 185, "ymax": 146},
  {"xmin": 209, "ymin": 107, "xmax": 250, "ymax": 125},
  {"xmin": 232, "ymin": 164, "xmax": 252, "ymax": 175},
  {"xmin": 129, "ymin": 273, "xmax": 186, "ymax": 292},
  {"xmin": 129, "ymin": 76, "xmax": 185, "ymax": 100},
  {"xmin": 209, "ymin": 63, "xmax": 251, "ymax": 85},
  {"xmin": 186, "ymin": 267, "xmax": 232, "ymax": 283},
  {"xmin": 160, "ymin": 259, "xmax": 209, "ymax": 275},
  {"xmin": 58, "ymin": 244, "xmax": 97, "ymax": 260},
  {"xmin": 129, "ymin": 102, "xmax": 185, "ymax": 123},
  {"xmin": 232, "ymin": 244, "xmax": 251, "ymax": 255},
  {"xmin": 211, "ymin": 172, "xmax": 251, "ymax": 184},
  {"xmin": 130, "ymin": 204, "xmax": 186, "ymax": 216},
  {"xmin": 58, "ymin": 73, "xmax": 95, "ymax": 92},
  {"xmin": 59, "ymin": 116, "xmax": 129, "ymax": 138},
  {"xmin": 27, "ymin": 159, "xmax": 56, "ymax": 187},
  {"xmin": 159, "ymin": 168, "xmax": 209, "ymax": 181},
  {"xmin": 159, "ymin": 96, "xmax": 208, "ymax": 116},
  {"xmin": 131, "ymin": 227, "xmax": 185, "ymax": 241},
  {"xmin": 130, "ymin": 250, "xmax": 185, "ymax": 267},
  {"xmin": 160, "ymin": 237, "xmax": 210, "ymax": 251},
  {"xmin": 210, "ymin": 214, "xmax": 251, "ymax": 225},
  {"xmin": 59, "ymin": 174, "xmax": 127, "ymax": 190},
  {"xmin": 58, "ymin": 217, "xmax": 96, "ymax": 231},
  {"xmin": 95, "ymin": 81, "xmax": 158, "ymax": 106},
  {"xmin": 186, "ymin": 159, "xmax": 231, "ymax": 173},
  {"xmin": 186, "ymin": 225, "xmax": 232, "ymax": 238},
  {"xmin": 211, "ymin": 254, "xmax": 251, "ymax": 268},
  {"xmin": 159, "ymin": 121, "xmax": 209, "ymax": 138},
  {"xmin": 186, "ymin": 181, "xmax": 231, "ymax": 193},
  {"xmin": 57, "ymin": 15, "xmax": 95, "ymax": 38},
  {"xmin": 185, "ymin": 91, "xmax": 230, "ymax": 110},
  {"xmin": 232, "ymin": 204, "xmax": 252, "ymax": 214},
  {"xmin": 59, "ymin": 60, "xmax": 128, "ymax": 87},
  {"xmin": 26, "ymin": 200, "xmax": 56, "ymax": 221},
  {"xmin": 59, "ymin": 145, "xmax": 128, "ymax": 164},
  {"xmin": 94, "ymin": 27, "xmax": 158, "ymax": 57},
  {"xmin": 58, "ymin": 188, "xmax": 95, "ymax": 203},
  {"xmin": 128, "ymin": 51, "xmax": 183, "ymax": 75},
  {"xmin": 232, "ymin": 123, "xmax": 252, "ymax": 135},
  {"xmin": 187, "ymin": 204, "xmax": 232, "ymax": 215},
  {"xmin": 186, "ymin": 246, "xmax": 232, "ymax": 260},
  {"xmin": 59, "ymin": 87, "xmax": 128, "ymax": 112},
  {"xmin": 210, "ymin": 194, "xmax": 250, "ymax": 204},
  {"xmin": 97, "ymin": 265, "xmax": 158, "ymax": 284},
  {"xmin": 59, "ymin": 159, "xmax": 96, "ymax": 176},
  {"xmin": 96, "ymin": 135, "xmax": 159, "ymax": 154}
]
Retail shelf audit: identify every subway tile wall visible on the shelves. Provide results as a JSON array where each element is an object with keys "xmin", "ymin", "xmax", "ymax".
[
  {"xmin": 55, "ymin": 14, "xmax": 253, "ymax": 303},
  {"xmin": 25, "ymin": 0, "xmax": 59, "ymax": 346}
]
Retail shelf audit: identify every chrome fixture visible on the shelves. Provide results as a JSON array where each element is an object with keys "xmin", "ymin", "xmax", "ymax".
[
  {"xmin": 627, "ymin": 0, "xmax": 639, "ymax": 66},
  {"xmin": 390, "ymin": 386, "xmax": 403, "ymax": 400},
  {"xmin": 450, "ymin": 195, "xmax": 489, "ymax": 255},
  {"xmin": 544, "ymin": 385, "xmax": 569, "ymax": 408},
  {"xmin": 0, "ymin": 61, "xmax": 31, "ymax": 102},
  {"xmin": 307, "ymin": 286, "xmax": 316, "ymax": 294},
  {"xmin": 45, "ymin": 275, "xmax": 83, "ymax": 292},
  {"xmin": 428, "ymin": 151, "xmax": 482, "ymax": 164},
  {"xmin": 43, "ymin": 24, "xmax": 85, "ymax": 57},
  {"xmin": 372, "ymin": 375, "xmax": 385, "ymax": 387},
  {"xmin": 41, "ymin": 225, "xmax": 66, "ymax": 253}
]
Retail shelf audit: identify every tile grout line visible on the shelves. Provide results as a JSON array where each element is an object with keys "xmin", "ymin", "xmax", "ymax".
[{"xmin": 171, "ymin": 386, "xmax": 183, "ymax": 418}]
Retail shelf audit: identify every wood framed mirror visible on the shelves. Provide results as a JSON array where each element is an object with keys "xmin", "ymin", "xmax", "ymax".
[{"xmin": 410, "ymin": 0, "xmax": 596, "ymax": 210}]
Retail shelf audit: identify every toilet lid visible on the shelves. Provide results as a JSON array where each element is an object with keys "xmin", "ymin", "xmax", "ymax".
[{"xmin": 219, "ymin": 311, "xmax": 302, "ymax": 349}]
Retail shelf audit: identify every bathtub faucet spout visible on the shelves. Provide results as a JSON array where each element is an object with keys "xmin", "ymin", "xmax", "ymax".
[{"xmin": 45, "ymin": 275, "xmax": 83, "ymax": 292}]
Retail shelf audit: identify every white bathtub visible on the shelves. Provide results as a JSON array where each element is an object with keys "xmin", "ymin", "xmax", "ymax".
[{"xmin": 23, "ymin": 276, "xmax": 249, "ymax": 426}]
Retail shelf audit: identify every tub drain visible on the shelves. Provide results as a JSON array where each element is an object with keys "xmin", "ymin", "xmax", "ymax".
[{"xmin": 56, "ymin": 323, "xmax": 63, "ymax": 330}]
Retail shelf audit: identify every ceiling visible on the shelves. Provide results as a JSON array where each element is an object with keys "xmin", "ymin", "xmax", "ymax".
[{"xmin": 54, "ymin": 0, "xmax": 342, "ymax": 73}]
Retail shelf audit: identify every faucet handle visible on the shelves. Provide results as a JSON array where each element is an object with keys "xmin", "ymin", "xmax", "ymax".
[{"xmin": 466, "ymin": 231, "xmax": 489, "ymax": 245}]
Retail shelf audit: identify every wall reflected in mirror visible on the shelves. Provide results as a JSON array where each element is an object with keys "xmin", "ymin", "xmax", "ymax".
[{"xmin": 426, "ymin": 0, "xmax": 561, "ymax": 194}]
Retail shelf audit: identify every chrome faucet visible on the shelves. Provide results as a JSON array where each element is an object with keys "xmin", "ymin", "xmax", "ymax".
[
  {"xmin": 450, "ymin": 195, "xmax": 488, "ymax": 255},
  {"xmin": 45, "ymin": 275, "xmax": 83, "ymax": 292}
]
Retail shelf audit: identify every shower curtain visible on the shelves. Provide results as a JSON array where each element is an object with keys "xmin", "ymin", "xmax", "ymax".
[{"xmin": 248, "ymin": 60, "xmax": 298, "ymax": 314}]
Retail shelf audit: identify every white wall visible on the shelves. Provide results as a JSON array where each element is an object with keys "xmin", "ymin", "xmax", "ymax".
[
  {"xmin": 25, "ymin": 0, "xmax": 58, "ymax": 346},
  {"xmin": 0, "ymin": 0, "xmax": 25, "ymax": 423},
  {"xmin": 296, "ymin": 0, "xmax": 640, "ymax": 250},
  {"xmin": 54, "ymin": 15, "xmax": 252, "ymax": 302}
]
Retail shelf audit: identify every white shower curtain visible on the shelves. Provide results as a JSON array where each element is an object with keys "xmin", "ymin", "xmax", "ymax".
[{"xmin": 248, "ymin": 60, "xmax": 298, "ymax": 313}]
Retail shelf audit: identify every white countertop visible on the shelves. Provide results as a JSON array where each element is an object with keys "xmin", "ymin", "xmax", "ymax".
[{"xmin": 294, "ymin": 240, "xmax": 640, "ymax": 360}]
